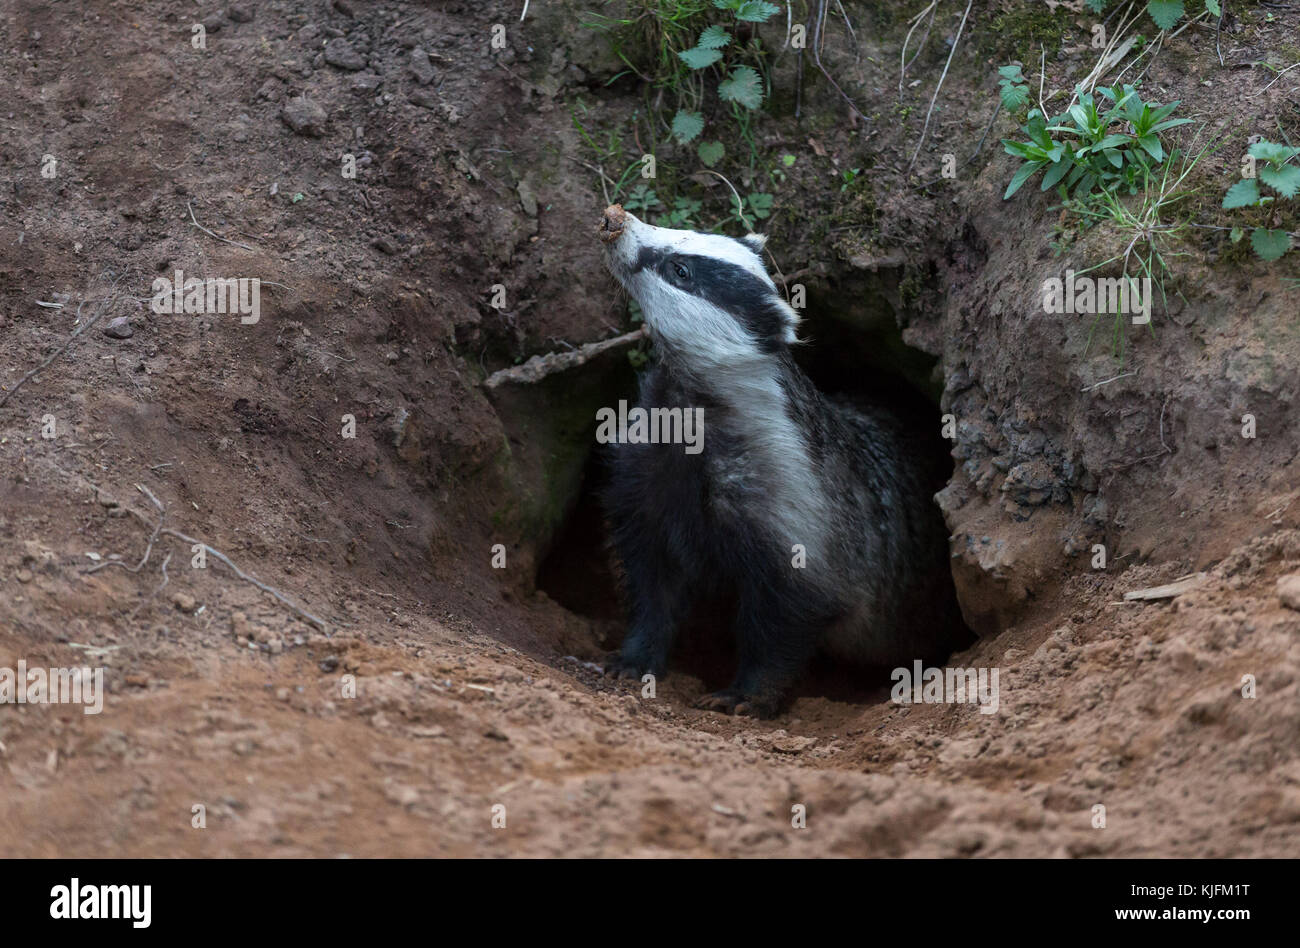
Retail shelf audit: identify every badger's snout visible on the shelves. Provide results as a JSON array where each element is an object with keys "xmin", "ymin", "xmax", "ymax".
[{"xmin": 599, "ymin": 204, "xmax": 626, "ymax": 243}]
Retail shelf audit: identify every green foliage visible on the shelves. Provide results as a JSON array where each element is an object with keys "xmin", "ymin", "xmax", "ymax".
[
  {"xmin": 623, "ymin": 184, "xmax": 660, "ymax": 214},
  {"xmin": 1065, "ymin": 142, "xmax": 1211, "ymax": 356},
  {"xmin": 670, "ymin": 110, "xmax": 705, "ymax": 142},
  {"xmin": 744, "ymin": 192, "xmax": 773, "ymax": 219},
  {"xmin": 1002, "ymin": 85, "xmax": 1190, "ymax": 201},
  {"xmin": 1084, "ymin": 0, "xmax": 1220, "ymax": 30},
  {"xmin": 697, "ymin": 140, "xmax": 725, "ymax": 166},
  {"xmin": 656, "ymin": 195, "xmax": 704, "ymax": 228},
  {"xmin": 587, "ymin": 0, "xmax": 778, "ymax": 147},
  {"xmin": 997, "ymin": 64, "xmax": 1031, "ymax": 114},
  {"xmin": 1221, "ymin": 140, "xmax": 1300, "ymax": 261}
]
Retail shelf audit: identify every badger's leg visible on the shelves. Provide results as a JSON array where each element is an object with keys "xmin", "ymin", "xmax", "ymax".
[
  {"xmin": 605, "ymin": 540, "xmax": 690, "ymax": 681},
  {"xmin": 696, "ymin": 582, "xmax": 820, "ymax": 718}
]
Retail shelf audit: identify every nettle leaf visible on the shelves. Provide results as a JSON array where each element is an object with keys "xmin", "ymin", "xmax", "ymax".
[
  {"xmin": 1251, "ymin": 228, "xmax": 1292, "ymax": 262},
  {"xmin": 1248, "ymin": 141, "xmax": 1300, "ymax": 165},
  {"xmin": 998, "ymin": 64, "xmax": 1027, "ymax": 82},
  {"xmin": 678, "ymin": 46, "xmax": 723, "ymax": 69},
  {"xmin": 1000, "ymin": 83, "xmax": 1031, "ymax": 112},
  {"xmin": 697, "ymin": 25, "xmax": 732, "ymax": 49},
  {"xmin": 1260, "ymin": 162, "xmax": 1300, "ymax": 199},
  {"xmin": 697, "ymin": 140, "xmax": 725, "ymax": 167},
  {"xmin": 732, "ymin": 1, "xmax": 781, "ymax": 22},
  {"xmin": 1229, "ymin": 226, "xmax": 1244, "ymax": 243},
  {"xmin": 1146, "ymin": 0, "xmax": 1185, "ymax": 30},
  {"xmin": 1204, "ymin": 0, "xmax": 1222, "ymax": 15},
  {"xmin": 1222, "ymin": 177, "xmax": 1261, "ymax": 209},
  {"xmin": 718, "ymin": 66, "xmax": 763, "ymax": 109},
  {"xmin": 1086, "ymin": 0, "xmax": 1108, "ymax": 11},
  {"xmin": 671, "ymin": 110, "xmax": 705, "ymax": 143}
]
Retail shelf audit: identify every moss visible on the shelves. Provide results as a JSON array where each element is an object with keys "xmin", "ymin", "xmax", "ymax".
[{"xmin": 983, "ymin": 4, "xmax": 1072, "ymax": 64}]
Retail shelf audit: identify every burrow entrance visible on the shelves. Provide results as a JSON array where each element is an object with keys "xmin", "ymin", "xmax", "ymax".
[{"xmin": 535, "ymin": 265, "xmax": 970, "ymax": 695}]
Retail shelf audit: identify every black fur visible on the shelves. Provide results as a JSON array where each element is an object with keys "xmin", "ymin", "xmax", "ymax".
[{"xmin": 603, "ymin": 263, "xmax": 966, "ymax": 718}]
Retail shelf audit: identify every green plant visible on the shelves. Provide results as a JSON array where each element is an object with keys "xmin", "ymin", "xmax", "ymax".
[
  {"xmin": 1002, "ymin": 84, "xmax": 1190, "ymax": 201},
  {"xmin": 655, "ymin": 195, "xmax": 704, "ymax": 228},
  {"xmin": 1084, "ymin": 0, "xmax": 1221, "ymax": 32},
  {"xmin": 1222, "ymin": 140, "xmax": 1300, "ymax": 261},
  {"xmin": 997, "ymin": 64, "xmax": 1031, "ymax": 114},
  {"xmin": 586, "ymin": 1, "xmax": 779, "ymax": 149},
  {"xmin": 623, "ymin": 183, "xmax": 660, "ymax": 214},
  {"xmin": 1066, "ymin": 139, "xmax": 1213, "ymax": 355}
]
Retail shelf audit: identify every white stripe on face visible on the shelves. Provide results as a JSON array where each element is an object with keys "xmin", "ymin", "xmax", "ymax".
[
  {"xmin": 605, "ymin": 211, "xmax": 772, "ymax": 284},
  {"xmin": 602, "ymin": 210, "xmax": 798, "ymax": 357}
]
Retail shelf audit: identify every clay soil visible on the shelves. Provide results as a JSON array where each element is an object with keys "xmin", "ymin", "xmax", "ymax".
[{"xmin": 2, "ymin": 1, "xmax": 1299, "ymax": 857}]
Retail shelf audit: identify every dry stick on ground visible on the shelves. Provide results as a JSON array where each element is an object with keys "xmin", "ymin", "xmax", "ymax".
[
  {"xmin": 127, "ymin": 551, "xmax": 172, "ymax": 622},
  {"xmin": 187, "ymin": 201, "xmax": 255, "ymax": 252},
  {"xmin": 899, "ymin": 0, "xmax": 938, "ymax": 98},
  {"xmin": 0, "ymin": 285, "xmax": 122, "ymax": 410},
  {"xmin": 906, "ymin": 0, "xmax": 974, "ymax": 176},
  {"xmin": 810, "ymin": 0, "xmax": 871, "ymax": 123},
  {"xmin": 87, "ymin": 483, "xmax": 165, "ymax": 575},
  {"xmin": 483, "ymin": 328, "xmax": 647, "ymax": 389},
  {"xmin": 108, "ymin": 484, "xmax": 332, "ymax": 631}
]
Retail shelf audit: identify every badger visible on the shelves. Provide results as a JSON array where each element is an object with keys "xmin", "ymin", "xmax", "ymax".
[{"xmin": 597, "ymin": 203, "xmax": 965, "ymax": 717}]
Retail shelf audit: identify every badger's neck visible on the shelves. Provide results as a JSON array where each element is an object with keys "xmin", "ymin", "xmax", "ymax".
[
  {"xmin": 649, "ymin": 338, "xmax": 830, "ymax": 556},
  {"xmin": 651, "ymin": 335, "xmax": 814, "ymax": 419}
]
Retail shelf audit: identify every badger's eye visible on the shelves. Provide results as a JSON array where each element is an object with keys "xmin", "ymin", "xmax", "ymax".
[{"xmin": 673, "ymin": 262, "xmax": 691, "ymax": 281}]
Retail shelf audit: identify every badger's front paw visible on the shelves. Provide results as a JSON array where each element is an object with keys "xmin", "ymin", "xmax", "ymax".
[
  {"xmin": 694, "ymin": 689, "xmax": 780, "ymax": 719},
  {"xmin": 602, "ymin": 651, "xmax": 660, "ymax": 681}
]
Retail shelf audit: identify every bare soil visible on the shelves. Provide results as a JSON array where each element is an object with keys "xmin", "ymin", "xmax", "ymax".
[{"xmin": 2, "ymin": 0, "xmax": 1299, "ymax": 856}]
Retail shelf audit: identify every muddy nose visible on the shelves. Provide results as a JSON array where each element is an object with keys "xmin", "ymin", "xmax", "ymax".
[{"xmin": 599, "ymin": 204, "xmax": 626, "ymax": 243}]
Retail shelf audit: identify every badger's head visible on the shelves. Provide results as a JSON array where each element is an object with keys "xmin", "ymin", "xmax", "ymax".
[{"xmin": 598, "ymin": 204, "xmax": 799, "ymax": 367}]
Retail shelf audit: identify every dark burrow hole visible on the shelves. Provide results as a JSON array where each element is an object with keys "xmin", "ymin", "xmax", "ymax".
[{"xmin": 536, "ymin": 269, "xmax": 972, "ymax": 700}]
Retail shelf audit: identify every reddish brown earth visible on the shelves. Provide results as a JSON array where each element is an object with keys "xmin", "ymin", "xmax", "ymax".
[{"xmin": 1, "ymin": 1, "xmax": 1299, "ymax": 856}]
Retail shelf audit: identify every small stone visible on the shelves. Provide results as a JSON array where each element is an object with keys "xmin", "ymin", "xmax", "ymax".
[
  {"xmin": 124, "ymin": 673, "xmax": 149, "ymax": 688},
  {"xmin": 96, "ymin": 491, "xmax": 118, "ymax": 508},
  {"xmin": 324, "ymin": 39, "xmax": 366, "ymax": 71},
  {"xmin": 102, "ymin": 316, "xmax": 133, "ymax": 339},
  {"xmin": 371, "ymin": 236, "xmax": 398, "ymax": 255},
  {"xmin": 276, "ymin": 687, "xmax": 291, "ymax": 701},
  {"xmin": 172, "ymin": 592, "xmax": 198, "ymax": 614},
  {"xmin": 268, "ymin": 638, "xmax": 284, "ymax": 655},
  {"xmin": 770, "ymin": 734, "xmax": 817, "ymax": 754},
  {"xmin": 410, "ymin": 48, "xmax": 436, "ymax": 85},
  {"xmin": 408, "ymin": 88, "xmax": 439, "ymax": 110},
  {"xmin": 319, "ymin": 655, "xmax": 340, "ymax": 673},
  {"xmin": 1278, "ymin": 573, "xmax": 1300, "ymax": 611},
  {"xmin": 281, "ymin": 96, "xmax": 327, "ymax": 137},
  {"xmin": 349, "ymin": 72, "xmax": 382, "ymax": 92},
  {"xmin": 227, "ymin": 5, "xmax": 254, "ymax": 23},
  {"xmin": 15, "ymin": 568, "xmax": 33, "ymax": 583},
  {"xmin": 385, "ymin": 784, "xmax": 420, "ymax": 806}
]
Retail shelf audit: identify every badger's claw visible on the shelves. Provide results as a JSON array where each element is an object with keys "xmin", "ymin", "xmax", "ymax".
[
  {"xmin": 602, "ymin": 652, "xmax": 653, "ymax": 681},
  {"xmin": 695, "ymin": 689, "xmax": 780, "ymax": 719}
]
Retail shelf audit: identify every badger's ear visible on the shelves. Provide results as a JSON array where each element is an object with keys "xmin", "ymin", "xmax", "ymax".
[{"xmin": 741, "ymin": 233, "xmax": 768, "ymax": 254}]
